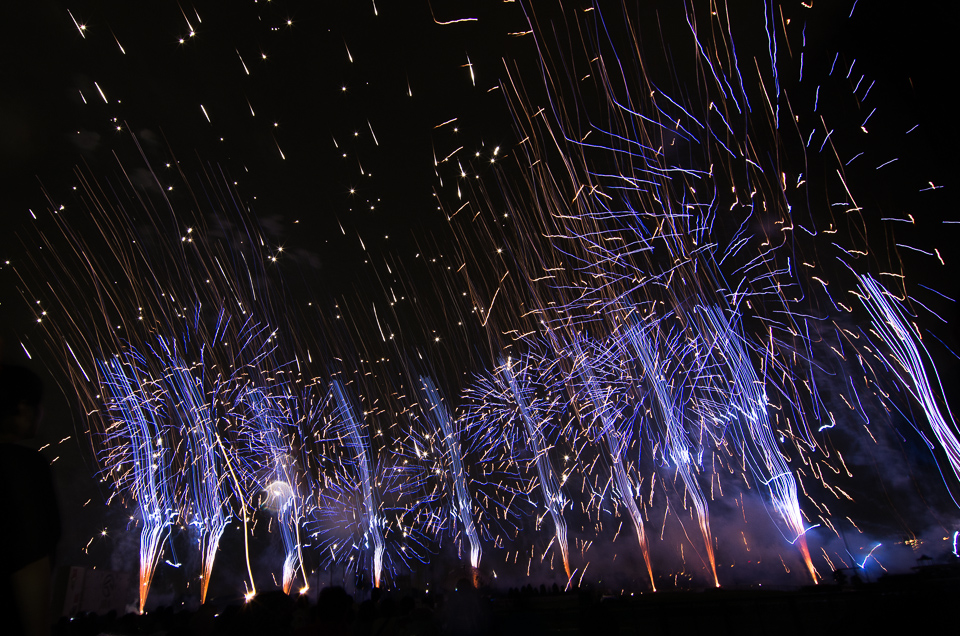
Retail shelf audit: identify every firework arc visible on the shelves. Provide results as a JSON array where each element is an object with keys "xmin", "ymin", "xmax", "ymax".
[
  {"xmin": 567, "ymin": 335, "xmax": 656, "ymax": 591},
  {"xmin": 163, "ymin": 341, "xmax": 231, "ymax": 604},
  {"xmin": 330, "ymin": 379, "xmax": 386, "ymax": 589},
  {"xmin": 98, "ymin": 356, "xmax": 177, "ymax": 614},
  {"xmin": 693, "ymin": 306, "xmax": 817, "ymax": 583},
  {"xmin": 501, "ymin": 356, "xmax": 573, "ymax": 581},
  {"xmin": 240, "ymin": 387, "xmax": 309, "ymax": 595},
  {"xmin": 858, "ymin": 276, "xmax": 960, "ymax": 492},
  {"xmin": 624, "ymin": 327, "xmax": 719, "ymax": 587},
  {"xmin": 417, "ymin": 375, "xmax": 483, "ymax": 576}
]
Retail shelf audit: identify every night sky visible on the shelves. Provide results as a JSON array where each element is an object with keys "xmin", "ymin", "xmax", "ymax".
[{"xmin": 2, "ymin": 0, "xmax": 958, "ymax": 598}]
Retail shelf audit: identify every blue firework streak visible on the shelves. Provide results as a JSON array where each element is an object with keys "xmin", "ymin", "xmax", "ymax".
[
  {"xmin": 461, "ymin": 349, "xmax": 576, "ymax": 581},
  {"xmin": 413, "ymin": 374, "xmax": 482, "ymax": 572},
  {"xmin": 153, "ymin": 335, "xmax": 232, "ymax": 605},
  {"xmin": 566, "ymin": 332, "xmax": 656, "ymax": 590},
  {"xmin": 236, "ymin": 385, "xmax": 310, "ymax": 595},
  {"xmin": 304, "ymin": 377, "xmax": 429, "ymax": 588},
  {"xmin": 857, "ymin": 276, "xmax": 960, "ymax": 497},
  {"xmin": 97, "ymin": 352, "xmax": 178, "ymax": 613},
  {"xmin": 400, "ymin": 366, "xmax": 533, "ymax": 574},
  {"xmin": 691, "ymin": 306, "xmax": 816, "ymax": 579}
]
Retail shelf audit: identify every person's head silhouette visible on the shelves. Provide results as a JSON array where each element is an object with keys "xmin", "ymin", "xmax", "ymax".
[{"xmin": 0, "ymin": 365, "xmax": 44, "ymax": 442}]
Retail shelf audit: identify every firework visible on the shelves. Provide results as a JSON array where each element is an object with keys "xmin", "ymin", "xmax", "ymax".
[
  {"xmin": 97, "ymin": 355, "xmax": 177, "ymax": 613},
  {"xmin": 568, "ymin": 334, "xmax": 656, "ymax": 590},
  {"xmin": 8, "ymin": 1, "xmax": 958, "ymax": 607},
  {"xmin": 857, "ymin": 275, "xmax": 960, "ymax": 492},
  {"xmin": 328, "ymin": 379, "xmax": 385, "ymax": 588},
  {"xmin": 416, "ymin": 375, "xmax": 483, "ymax": 576}
]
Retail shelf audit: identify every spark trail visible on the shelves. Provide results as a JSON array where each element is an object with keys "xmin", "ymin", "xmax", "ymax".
[
  {"xmin": 625, "ymin": 326, "xmax": 719, "ymax": 587},
  {"xmin": 858, "ymin": 276, "xmax": 960, "ymax": 489},
  {"xmin": 500, "ymin": 357, "xmax": 572, "ymax": 582},
  {"xmin": 694, "ymin": 305, "xmax": 817, "ymax": 583},
  {"xmin": 98, "ymin": 356, "xmax": 177, "ymax": 613},
  {"xmin": 417, "ymin": 375, "xmax": 482, "ymax": 575},
  {"xmin": 330, "ymin": 379, "xmax": 385, "ymax": 588},
  {"xmin": 240, "ymin": 387, "xmax": 308, "ymax": 595},
  {"xmin": 569, "ymin": 337, "xmax": 656, "ymax": 591},
  {"xmin": 160, "ymin": 338, "xmax": 231, "ymax": 603}
]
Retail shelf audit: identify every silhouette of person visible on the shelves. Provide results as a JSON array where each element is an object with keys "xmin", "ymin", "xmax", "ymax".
[{"xmin": 0, "ymin": 365, "xmax": 61, "ymax": 636}]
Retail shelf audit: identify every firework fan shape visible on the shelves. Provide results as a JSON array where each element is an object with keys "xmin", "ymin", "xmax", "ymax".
[{"xmin": 304, "ymin": 375, "xmax": 431, "ymax": 589}]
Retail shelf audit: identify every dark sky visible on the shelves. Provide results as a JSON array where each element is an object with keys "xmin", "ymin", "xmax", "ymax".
[
  {"xmin": 1, "ymin": 0, "xmax": 958, "ymax": 593},
  {"xmin": 2, "ymin": 1, "xmax": 954, "ymax": 297},
  {"xmin": 3, "ymin": 0, "xmax": 528, "ymax": 274},
  {"xmin": 3, "ymin": 1, "xmax": 954, "ymax": 276}
]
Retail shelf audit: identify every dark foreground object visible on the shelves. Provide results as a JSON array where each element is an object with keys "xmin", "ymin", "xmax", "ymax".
[{"xmin": 53, "ymin": 566, "xmax": 957, "ymax": 636}]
